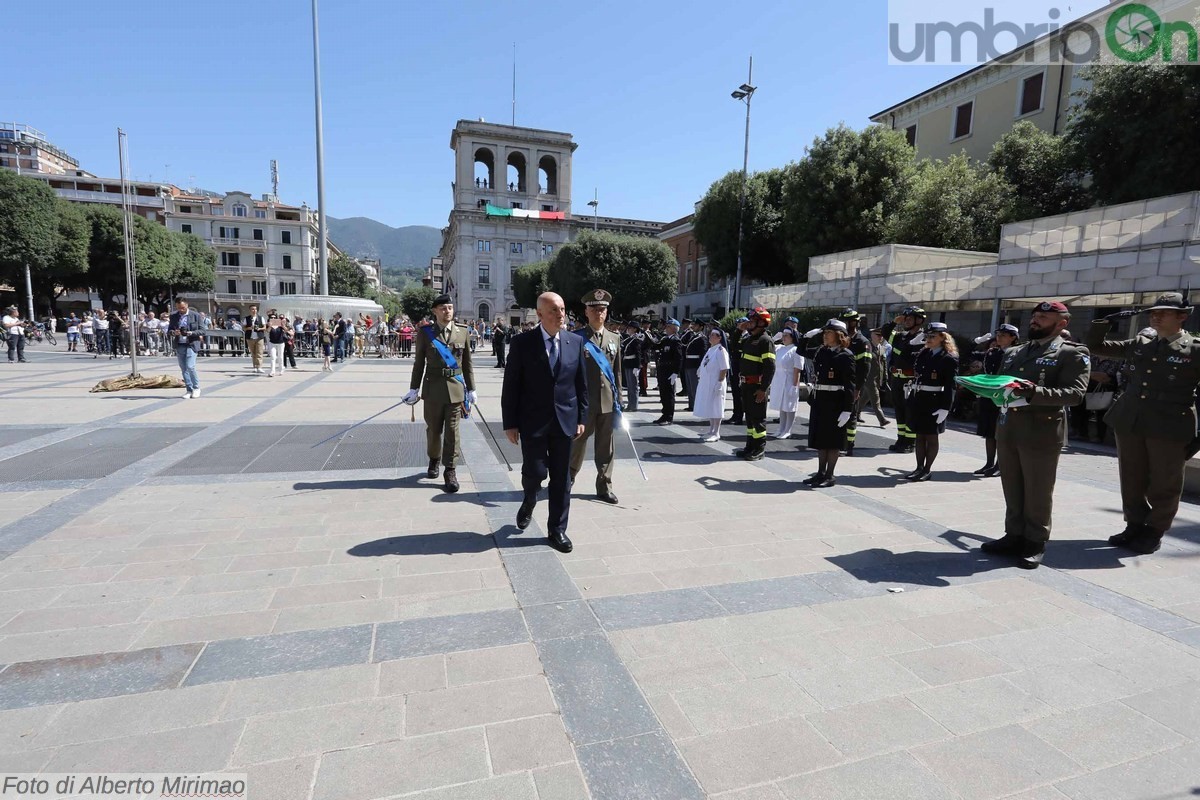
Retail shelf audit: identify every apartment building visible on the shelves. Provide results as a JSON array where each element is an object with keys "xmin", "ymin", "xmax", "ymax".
[
  {"xmin": 163, "ymin": 189, "xmax": 331, "ymax": 319},
  {"xmin": 0, "ymin": 123, "xmax": 79, "ymax": 175}
]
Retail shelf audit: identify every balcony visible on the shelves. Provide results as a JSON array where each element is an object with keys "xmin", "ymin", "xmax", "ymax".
[
  {"xmin": 54, "ymin": 189, "xmax": 165, "ymax": 208},
  {"xmin": 216, "ymin": 264, "xmax": 268, "ymax": 275},
  {"xmin": 211, "ymin": 237, "xmax": 266, "ymax": 249},
  {"xmin": 212, "ymin": 292, "xmax": 266, "ymax": 303}
]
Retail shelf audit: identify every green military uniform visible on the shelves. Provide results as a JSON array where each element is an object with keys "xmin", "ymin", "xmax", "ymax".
[
  {"xmin": 570, "ymin": 289, "xmax": 623, "ymax": 499},
  {"xmin": 737, "ymin": 309, "xmax": 776, "ymax": 460},
  {"xmin": 411, "ymin": 320, "xmax": 474, "ymax": 471},
  {"xmin": 840, "ymin": 310, "xmax": 872, "ymax": 454},
  {"xmin": 885, "ymin": 309, "xmax": 926, "ymax": 451},
  {"xmin": 1087, "ymin": 295, "xmax": 1200, "ymax": 552},
  {"xmin": 994, "ymin": 329, "xmax": 1090, "ymax": 555}
]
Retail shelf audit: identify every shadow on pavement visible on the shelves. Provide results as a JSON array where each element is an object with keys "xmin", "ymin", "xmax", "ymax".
[
  {"xmin": 696, "ymin": 476, "xmax": 799, "ymax": 494},
  {"xmin": 348, "ymin": 531, "xmax": 498, "ymax": 557},
  {"xmin": 827, "ymin": 547, "xmax": 1009, "ymax": 588},
  {"xmin": 293, "ymin": 475, "xmax": 425, "ymax": 492}
]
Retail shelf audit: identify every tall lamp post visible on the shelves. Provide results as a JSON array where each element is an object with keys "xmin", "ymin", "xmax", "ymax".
[
  {"xmin": 730, "ymin": 57, "xmax": 756, "ymax": 311},
  {"xmin": 311, "ymin": 0, "xmax": 329, "ymax": 296}
]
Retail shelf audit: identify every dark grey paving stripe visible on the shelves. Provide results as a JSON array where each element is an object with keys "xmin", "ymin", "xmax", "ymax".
[
  {"xmin": 0, "ymin": 644, "xmax": 202, "ymax": 710},
  {"xmin": 537, "ymin": 634, "xmax": 662, "ymax": 745},
  {"xmin": 591, "ymin": 587, "xmax": 726, "ymax": 631},
  {"xmin": 524, "ymin": 600, "xmax": 605, "ymax": 642},
  {"xmin": 706, "ymin": 574, "xmax": 840, "ymax": 615},
  {"xmin": 0, "ymin": 479, "xmax": 93, "ymax": 493},
  {"xmin": 456, "ymin": 415, "xmax": 707, "ymax": 800},
  {"xmin": 1027, "ymin": 567, "xmax": 1196, "ymax": 635},
  {"xmin": 184, "ymin": 624, "xmax": 374, "ymax": 686},
  {"xmin": 0, "ymin": 368, "xmax": 335, "ymax": 560},
  {"xmin": 372, "ymin": 608, "xmax": 528, "ymax": 661},
  {"xmin": 577, "ymin": 730, "xmax": 705, "ymax": 800},
  {"xmin": 1168, "ymin": 627, "xmax": 1200, "ymax": 648}
]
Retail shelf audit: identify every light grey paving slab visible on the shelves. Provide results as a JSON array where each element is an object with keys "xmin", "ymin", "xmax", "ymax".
[
  {"xmin": 1166, "ymin": 625, "xmax": 1200, "ymax": 649},
  {"xmin": 0, "ymin": 644, "xmax": 202, "ymax": 710},
  {"xmin": 536, "ymin": 634, "xmax": 660, "ymax": 746},
  {"xmin": 523, "ymin": 600, "xmax": 604, "ymax": 641},
  {"xmin": 502, "ymin": 550, "xmax": 582, "ymax": 605},
  {"xmin": 1024, "ymin": 700, "xmax": 1184, "ymax": 771},
  {"xmin": 1028, "ymin": 565, "xmax": 1194, "ymax": 633},
  {"xmin": 183, "ymin": 624, "xmax": 372, "ymax": 686},
  {"xmin": 311, "ymin": 727, "xmax": 490, "ymax": 800},
  {"xmin": 1053, "ymin": 743, "xmax": 1200, "ymax": 800},
  {"xmin": 911, "ymin": 724, "xmax": 1083, "ymax": 800},
  {"xmin": 706, "ymin": 574, "xmax": 839, "ymax": 615},
  {"xmin": 778, "ymin": 751, "xmax": 960, "ymax": 800},
  {"xmin": 576, "ymin": 730, "xmax": 704, "ymax": 800},
  {"xmin": 589, "ymin": 587, "xmax": 725, "ymax": 631},
  {"xmin": 372, "ymin": 608, "xmax": 528, "ymax": 661}
]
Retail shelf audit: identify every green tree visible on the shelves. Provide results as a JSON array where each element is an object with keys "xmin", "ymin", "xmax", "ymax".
[
  {"xmin": 545, "ymin": 231, "xmax": 675, "ymax": 318},
  {"xmin": 0, "ymin": 170, "xmax": 59, "ymax": 291},
  {"xmin": 35, "ymin": 199, "xmax": 90, "ymax": 312},
  {"xmin": 988, "ymin": 120, "xmax": 1089, "ymax": 221},
  {"xmin": 329, "ymin": 253, "xmax": 370, "ymax": 298},
  {"xmin": 84, "ymin": 205, "xmax": 129, "ymax": 304},
  {"xmin": 512, "ymin": 260, "xmax": 550, "ymax": 309},
  {"xmin": 1067, "ymin": 64, "xmax": 1200, "ymax": 205},
  {"xmin": 693, "ymin": 168, "xmax": 791, "ymax": 284},
  {"xmin": 400, "ymin": 285, "xmax": 437, "ymax": 322},
  {"xmin": 170, "ymin": 233, "xmax": 217, "ymax": 302},
  {"xmin": 369, "ymin": 287, "xmax": 404, "ymax": 320},
  {"xmin": 885, "ymin": 155, "xmax": 1013, "ymax": 252},
  {"xmin": 782, "ymin": 124, "xmax": 915, "ymax": 279}
]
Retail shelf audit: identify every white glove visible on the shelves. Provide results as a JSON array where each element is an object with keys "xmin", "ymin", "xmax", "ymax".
[
  {"xmin": 933, "ymin": 409, "xmax": 949, "ymax": 425},
  {"xmin": 466, "ymin": 390, "xmax": 477, "ymax": 405},
  {"xmin": 668, "ymin": 374, "xmax": 678, "ymax": 386},
  {"xmin": 804, "ymin": 328, "xmax": 822, "ymax": 339},
  {"xmin": 837, "ymin": 411, "xmax": 851, "ymax": 427},
  {"xmin": 402, "ymin": 389, "xmax": 419, "ymax": 405},
  {"xmin": 910, "ymin": 333, "xmax": 926, "ymax": 345}
]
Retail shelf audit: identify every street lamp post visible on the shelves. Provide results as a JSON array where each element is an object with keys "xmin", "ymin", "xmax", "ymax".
[
  {"xmin": 311, "ymin": 0, "xmax": 330, "ymax": 296},
  {"xmin": 730, "ymin": 57, "xmax": 756, "ymax": 311}
]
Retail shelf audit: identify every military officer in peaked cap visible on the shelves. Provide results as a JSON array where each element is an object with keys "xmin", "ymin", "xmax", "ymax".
[
  {"xmin": 981, "ymin": 300, "xmax": 1089, "ymax": 568},
  {"xmin": 1087, "ymin": 292, "xmax": 1200, "ymax": 555},
  {"xmin": 404, "ymin": 294, "xmax": 476, "ymax": 493},
  {"xmin": 570, "ymin": 289, "xmax": 623, "ymax": 503}
]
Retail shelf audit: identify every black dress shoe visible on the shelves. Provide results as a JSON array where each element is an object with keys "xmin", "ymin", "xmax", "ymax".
[
  {"xmin": 983, "ymin": 466, "xmax": 1001, "ymax": 478},
  {"xmin": 548, "ymin": 530, "xmax": 573, "ymax": 553},
  {"xmin": 443, "ymin": 469, "xmax": 459, "ymax": 493},
  {"xmin": 973, "ymin": 465, "xmax": 993, "ymax": 476},
  {"xmin": 844, "ymin": 445, "xmax": 855, "ymax": 457},
  {"xmin": 427, "ymin": 459, "xmax": 440, "ymax": 479},
  {"xmin": 1125, "ymin": 526, "xmax": 1163, "ymax": 555},
  {"xmin": 596, "ymin": 491, "xmax": 619, "ymax": 504},
  {"xmin": 813, "ymin": 477, "xmax": 837, "ymax": 488},
  {"xmin": 1018, "ymin": 540, "xmax": 1045, "ymax": 569},
  {"xmin": 1108, "ymin": 525, "xmax": 1138, "ymax": 546},
  {"xmin": 913, "ymin": 471, "xmax": 932, "ymax": 482},
  {"xmin": 655, "ymin": 418, "xmax": 672, "ymax": 426},
  {"xmin": 516, "ymin": 500, "xmax": 534, "ymax": 530},
  {"xmin": 902, "ymin": 469, "xmax": 925, "ymax": 481},
  {"xmin": 980, "ymin": 535, "xmax": 1024, "ymax": 556}
]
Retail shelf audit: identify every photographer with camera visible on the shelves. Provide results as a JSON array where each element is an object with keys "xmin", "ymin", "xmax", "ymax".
[
  {"xmin": 1087, "ymin": 293, "xmax": 1200, "ymax": 555},
  {"xmin": 168, "ymin": 298, "xmax": 205, "ymax": 398}
]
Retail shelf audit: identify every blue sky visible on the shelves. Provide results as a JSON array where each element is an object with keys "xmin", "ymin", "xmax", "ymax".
[{"xmin": 8, "ymin": 0, "xmax": 1089, "ymax": 228}]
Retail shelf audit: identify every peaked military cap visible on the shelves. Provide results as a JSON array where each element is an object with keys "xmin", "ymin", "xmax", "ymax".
[{"xmin": 583, "ymin": 289, "xmax": 612, "ymax": 307}]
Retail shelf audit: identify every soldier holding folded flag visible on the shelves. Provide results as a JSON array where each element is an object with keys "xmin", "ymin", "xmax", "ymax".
[
  {"xmin": 1087, "ymin": 293, "xmax": 1200, "ymax": 555},
  {"xmin": 404, "ymin": 294, "xmax": 476, "ymax": 493},
  {"xmin": 570, "ymin": 289, "xmax": 623, "ymax": 504}
]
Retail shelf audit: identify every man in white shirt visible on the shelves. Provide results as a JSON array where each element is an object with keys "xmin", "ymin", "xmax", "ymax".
[{"xmin": 3, "ymin": 306, "xmax": 27, "ymax": 363}]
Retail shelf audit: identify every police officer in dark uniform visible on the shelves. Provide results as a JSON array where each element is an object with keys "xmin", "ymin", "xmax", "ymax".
[
  {"xmin": 620, "ymin": 321, "xmax": 644, "ymax": 412},
  {"xmin": 973, "ymin": 323, "xmax": 1019, "ymax": 476},
  {"xmin": 838, "ymin": 309, "xmax": 872, "ymax": 456},
  {"xmin": 1087, "ymin": 292, "xmax": 1200, "ymax": 555},
  {"xmin": 981, "ymin": 300, "xmax": 1089, "ymax": 568},
  {"xmin": 882, "ymin": 306, "xmax": 927, "ymax": 453},
  {"xmin": 736, "ymin": 307, "xmax": 776, "ymax": 460},
  {"xmin": 728, "ymin": 316, "xmax": 749, "ymax": 425},
  {"xmin": 904, "ymin": 321, "xmax": 959, "ymax": 481},
  {"xmin": 652, "ymin": 319, "xmax": 684, "ymax": 425},
  {"xmin": 805, "ymin": 319, "xmax": 856, "ymax": 486},
  {"xmin": 683, "ymin": 318, "xmax": 707, "ymax": 412}
]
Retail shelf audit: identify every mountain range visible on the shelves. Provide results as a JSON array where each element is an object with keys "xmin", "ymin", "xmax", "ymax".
[{"xmin": 326, "ymin": 216, "xmax": 442, "ymax": 268}]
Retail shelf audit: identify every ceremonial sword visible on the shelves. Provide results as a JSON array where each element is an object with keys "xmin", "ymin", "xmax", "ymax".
[
  {"xmin": 621, "ymin": 413, "xmax": 648, "ymax": 481},
  {"xmin": 310, "ymin": 398, "xmax": 413, "ymax": 448}
]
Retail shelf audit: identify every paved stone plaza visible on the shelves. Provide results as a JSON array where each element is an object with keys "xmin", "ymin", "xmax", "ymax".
[{"xmin": 0, "ymin": 350, "xmax": 1198, "ymax": 799}]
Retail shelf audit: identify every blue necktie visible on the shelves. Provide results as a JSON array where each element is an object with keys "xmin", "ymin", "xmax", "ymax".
[{"xmin": 548, "ymin": 336, "xmax": 558, "ymax": 371}]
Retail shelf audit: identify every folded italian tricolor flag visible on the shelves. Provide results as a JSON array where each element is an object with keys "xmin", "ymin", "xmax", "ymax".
[
  {"xmin": 486, "ymin": 203, "xmax": 566, "ymax": 220},
  {"xmin": 955, "ymin": 375, "xmax": 1035, "ymax": 408}
]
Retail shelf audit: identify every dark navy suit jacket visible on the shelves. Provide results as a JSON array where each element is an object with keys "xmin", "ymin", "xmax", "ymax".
[{"xmin": 502, "ymin": 326, "xmax": 589, "ymax": 438}]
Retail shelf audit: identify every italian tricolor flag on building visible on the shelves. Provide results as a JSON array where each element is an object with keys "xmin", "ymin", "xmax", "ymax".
[{"xmin": 486, "ymin": 203, "xmax": 566, "ymax": 220}]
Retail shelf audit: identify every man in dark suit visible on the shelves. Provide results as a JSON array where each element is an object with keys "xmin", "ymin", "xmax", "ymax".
[{"xmin": 502, "ymin": 292, "xmax": 588, "ymax": 553}]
